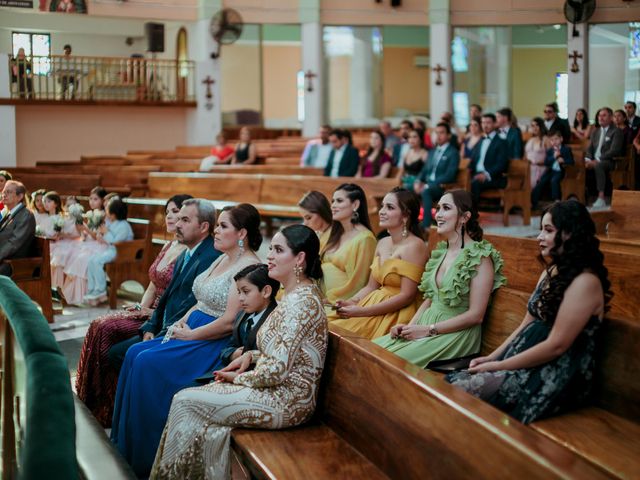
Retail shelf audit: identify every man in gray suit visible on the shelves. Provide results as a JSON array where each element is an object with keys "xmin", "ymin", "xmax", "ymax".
[
  {"xmin": 414, "ymin": 122, "xmax": 460, "ymax": 228},
  {"xmin": 0, "ymin": 180, "xmax": 36, "ymax": 276},
  {"xmin": 585, "ymin": 107, "xmax": 625, "ymax": 208}
]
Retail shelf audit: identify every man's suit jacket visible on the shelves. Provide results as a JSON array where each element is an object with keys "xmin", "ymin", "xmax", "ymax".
[
  {"xmin": 418, "ymin": 144, "xmax": 460, "ymax": 186},
  {"xmin": 585, "ymin": 126, "xmax": 625, "ymax": 164},
  {"xmin": 505, "ymin": 127, "xmax": 524, "ymax": 160},
  {"xmin": 140, "ymin": 236, "xmax": 220, "ymax": 336},
  {"xmin": 469, "ymin": 134, "xmax": 509, "ymax": 181},
  {"xmin": 392, "ymin": 141, "xmax": 409, "ymax": 166},
  {"xmin": 219, "ymin": 299, "xmax": 277, "ymax": 366},
  {"xmin": 0, "ymin": 203, "xmax": 36, "ymax": 265},
  {"xmin": 324, "ymin": 144, "xmax": 360, "ymax": 177},
  {"xmin": 549, "ymin": 118, "xmax": 571, "ymax": 144}
]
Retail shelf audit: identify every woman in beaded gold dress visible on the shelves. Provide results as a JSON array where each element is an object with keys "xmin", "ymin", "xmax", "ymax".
[
  {"xmin": 151, "ymin": 224, "xmax": 328, "ymax": 480},
  {"xmin": 332, "ymin": 187, "xmax": 428, "ymax": 340},
  {"xmin": 320, "ymin": 184, "xmax": 376, "ymax": 320}
]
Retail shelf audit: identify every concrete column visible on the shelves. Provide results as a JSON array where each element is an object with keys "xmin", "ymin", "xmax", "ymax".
[
  {"xmin": 186, "ymin": 2, "xmax": 223, "ymax": 145},
  {"xmin": 0, "ymin": 53, "xmax": 17, "ymax": 168},
  {"xmin": 429, "ymin": 0, "xmax": 452, "ymax": 123},
  {"xmin": 349, "ymin": 28, "xmax": 375, "ymax": 123},
  {"xmin": 301, "ymin": 22, "xmax": 323, "ymax": 137},
  {"xmin": 496, "ymin": 27, "xmax": 512, "ymax": 109},
  {"xmin": 567, "ymin": 22, "xmax": 588, "ymax": 122}
]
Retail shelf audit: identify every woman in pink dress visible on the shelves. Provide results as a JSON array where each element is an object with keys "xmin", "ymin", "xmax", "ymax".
[
  {"xmin": 75, "ymin": 194, "xmax": 191, "ymax": 427},
  {"xmin": 525, "ymin": 117, "xmax": 550, "ymax": 189},
  {"xmin": 61, "ymin": 187, "xmax": 107, "ymax": 304}
]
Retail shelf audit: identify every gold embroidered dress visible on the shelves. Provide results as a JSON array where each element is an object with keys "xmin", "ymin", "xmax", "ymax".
[{"xmin": 150, "ymin": 284, "xmax": 328, "ymax": 480}]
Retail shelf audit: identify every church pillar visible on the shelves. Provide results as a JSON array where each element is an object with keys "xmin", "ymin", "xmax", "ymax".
[
  {"xmin": 186, "ymin": 1, "xmax": 223, "ymax": 145},
  {"xmin": 349, "ymin": 28, "xmax": 375, "ymax": 123},
  {"xmin": 301, "ymin": 22, "xmax": 323, "ymax": 137},
  {"xmin": 0, "ymin": 53, "xmax": 17, "ymax": 167},
  {"xmin": 429, "ymin": 0, "xmax": 452, "ymax": 123},
  {"xmin": 300, "ymin": 0, "xmax": 323, "ymax": 137},
  {"xmin": 496, "ymin": 28, "xmax": 512, "ymax": 109},
  {"xmin": 567, "ymin": 23, "xmax": 588, "ymax": 122}
]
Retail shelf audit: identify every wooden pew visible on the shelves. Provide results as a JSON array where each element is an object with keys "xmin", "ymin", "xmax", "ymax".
[
  {"xmin": 105, "ymin": 219, "xmax": 152, "ymax": 309},
  {"xmin": 11, "ymin": 172, "xmax": 101, "ymax": 197},
  {"xmin": 429, "ymin": 231, "xmax": 640, "ymax": 479},
  {"xmin": 611, "ymin": 145, "xmax": 636, "ymax": 190},
  {"xmin": 1, "ymin": 237, "xmax": 53, "ymax": 323},
  {"xmin": 561, "ymin": 149, "xmax": 586, "ymax": 203},
  {"xmin": 231, "ymin": 326, "xmax": 609, "ymax": 479},
  {"xmin": 478, "ymin": 159, "xmax": 531, "ymax": 226}
]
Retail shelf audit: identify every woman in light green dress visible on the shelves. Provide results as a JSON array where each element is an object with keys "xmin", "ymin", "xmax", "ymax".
[{"xmin": 374, "ymin": 190, "xmax": 505, "ymax": 368}]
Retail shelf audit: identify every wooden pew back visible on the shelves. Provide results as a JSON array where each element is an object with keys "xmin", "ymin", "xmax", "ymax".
[
  {"xmin": 12, "ymin": 173, "xmax": 101, "ymax": 196},
  {"xmin": 314, "ymin": 328, "xmax": 609, "ymax": 479}
]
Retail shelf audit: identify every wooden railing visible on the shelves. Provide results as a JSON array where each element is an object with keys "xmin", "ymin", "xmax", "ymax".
[{"xmin": 7, "ymin": 54, "xmax": 196, "ymax": 104}]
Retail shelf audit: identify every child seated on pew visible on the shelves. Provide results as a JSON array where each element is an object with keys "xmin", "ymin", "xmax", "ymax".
[
  {"xmin": 80, "ymin": 196, "xmax": 133, "ymax": 305},
  {"xmin": 447, "ymin": 200, "xmax": 610, "ymax": 424},
  {"xmin": 61, "ymin": 186, "xmax": 108, "ymax": 304},
  {"xmin": 29, "ymin": 189, "xmax": 48, "ymax": 227},
  {"xmin": 530, "ymin": 130, "xmax": 574, "ymax": 210}
]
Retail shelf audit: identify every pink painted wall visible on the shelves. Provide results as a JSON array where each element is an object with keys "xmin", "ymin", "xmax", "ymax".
[{"xmin": 12, "ymin": 105, "xmax": 188, "ymax": 167}]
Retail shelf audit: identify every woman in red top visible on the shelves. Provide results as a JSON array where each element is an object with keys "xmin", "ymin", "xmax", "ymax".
[{"xmin": 199, "ymin": 132, "xmax": 235, "ymax": 171}]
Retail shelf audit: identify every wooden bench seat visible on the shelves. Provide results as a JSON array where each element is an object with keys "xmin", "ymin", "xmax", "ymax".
[
  {"xmin": 231, "ymin": 326, "xmax": 609, "ymax": 479},
  {"xmin": 478, "ymin": 159, "xmax": 531, "ymax": 226},
  {"xmin": 12, "ymin": 172, "xmax": 101, "ymax": 196},
  {"xmin": 532, "ymin": 407, "xmax": 640, "ymax": 479},
  {"xmin": 232, "ymin": 423, "xmax": 386, "ymax": 480}
]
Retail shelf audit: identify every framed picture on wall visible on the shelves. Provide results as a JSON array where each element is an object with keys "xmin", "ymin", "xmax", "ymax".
[{"xmin": 39, "ymin": 0, "xmax": 87, "ymax": 13}]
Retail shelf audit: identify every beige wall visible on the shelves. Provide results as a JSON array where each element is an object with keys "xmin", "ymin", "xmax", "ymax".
[
  {"xmin": 13, "ymin": 105, "xmax": 187, "ymax": 166},
  {"xmin": 589, "ymin": 46, "xmax": 626, "ymax": 113},
  {"xmin": 382, "ymin": 47, "xmax": 429, "ymax": 117},
  {"xmin": 321, "ymin": 0, "xmax": 429, "ymax": 26},
  {"xmin": 220, "ymin": 44, "xmax": 262, "ymax": 114},
  {"xmin": 262, "ymin": 44, "xmax": 301, "ymax": 124},
  {"xmin": 87, "ymin": 0, "xmax": 198, "ymax": 21},
  {"xmin": 450, "ymin": 0, "xmax": 640, "ymax": 25},
  {"xmin": 512, "ymin": 47, "xmax": 566, "ymax": 119}
]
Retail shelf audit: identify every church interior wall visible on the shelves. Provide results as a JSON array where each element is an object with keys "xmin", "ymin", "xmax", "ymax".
[{"xmin": 15, "ymin": 104, "xmax": 187, "ymax": 166}]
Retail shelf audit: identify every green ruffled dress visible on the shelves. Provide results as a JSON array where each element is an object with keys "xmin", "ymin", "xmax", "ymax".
[{"xmin": 374, "ymin": 240, "xmax": 506, "ymax": 368}]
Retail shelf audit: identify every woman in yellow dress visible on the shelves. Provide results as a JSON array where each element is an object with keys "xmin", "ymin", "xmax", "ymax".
[
  {"xmin": 320, "ymin": 184, "xmax": 377, "ymax": 320},
  {"xmin": 298, "ymin": 190, "xmax": 332, "ymax": 251},
  {"xmin": 333, "ymin": 187, "xmax": 428, "ymax": 339}
]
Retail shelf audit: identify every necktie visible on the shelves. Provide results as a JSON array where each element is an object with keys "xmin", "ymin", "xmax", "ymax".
[
  {"xmin": 243, "ymin": 314, "xmax": 255, "ymax": 339},
  {"xmin": 180, "ymin": 251, "xmax": 192, "ymax": 274}
]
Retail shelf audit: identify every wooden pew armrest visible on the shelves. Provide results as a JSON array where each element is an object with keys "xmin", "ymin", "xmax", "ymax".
[
  {"xmin": 112, "ymin": 240, "xmax": 146, "ymax": 263},
  {"xmin": 3, "ymin": 257, "xmax": 44, "ymax": 280}
]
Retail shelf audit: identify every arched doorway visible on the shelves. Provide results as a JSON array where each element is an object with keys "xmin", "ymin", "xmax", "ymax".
[{"xmin": 176, "ymin": 27, "xmax": 188, "ymax": 101}]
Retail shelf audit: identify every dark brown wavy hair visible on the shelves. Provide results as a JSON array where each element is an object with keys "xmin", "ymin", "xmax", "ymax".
[{"xmin": 537, "ymin": 200, "xmax": 612, "ymax": 322}]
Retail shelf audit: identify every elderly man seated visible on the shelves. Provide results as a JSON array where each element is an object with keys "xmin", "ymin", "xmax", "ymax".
[{"xmin": 0, "ymin": 180, "xmax": 36, "ymax": 276}]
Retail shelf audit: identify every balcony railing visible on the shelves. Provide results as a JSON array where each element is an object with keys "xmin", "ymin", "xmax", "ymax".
[{"xmin": 8, "ymin": 54, "xmax": 196, "ymax": 104}]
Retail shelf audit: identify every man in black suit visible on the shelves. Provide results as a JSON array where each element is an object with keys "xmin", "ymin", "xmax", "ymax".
[
  {"xmin": 585, "ymin": 107, "xmax": 625, "ymax": 208},
  {"xmin": 414, "ymin": 123, "xmax": 460, "ymax": 228},
  {"xmin": 469, "ymin": 113, "xmax": 509, "ymax": 204},
  {"xmin": 543, "ymin": 102, "xmax": 571, "ymax": 144},
  {"xmin": 108, "ymin": 198, "xmax": 221, "ymax": 369},
  {"xmin": 496, "ymin": 107, "xmax": 524, "ymax": 160},
  {"xmin": 0, "ymin": 180, "xmax": 36, "ymax": 276},
  {"xmin": 324, "ymin": 129, "xmax": 360, "ymax": 177},
  {"xmin": 624, "ymin": 101, "xmax": 640, "ymax": 139}
]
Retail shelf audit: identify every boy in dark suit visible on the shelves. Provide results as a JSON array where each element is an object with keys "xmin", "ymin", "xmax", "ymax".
[{"xmin": 531, "ymin": 130, "xmax": 574, "ymax": 209}]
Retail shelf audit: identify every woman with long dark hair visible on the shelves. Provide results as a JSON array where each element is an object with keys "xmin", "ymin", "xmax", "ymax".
[
  {"xmin": 332, "ymin": 187, "xmax": 429, "ymax": 339},
  {"xmin": 298, "ymin": 190, "xmax": 332, "ymax": 250},
  {"xmin": 571, "ymin": 108, "xmax": 593, "ymax": 142},
  {"xmin": 320, "ymin": 184, "xmax": 376, "ymax": 320},
  {"xmin": 152, "ymin": 225, "xmax": 327, "ymax": 479},
  {"xmin": 375, "ymin": 189, "xmax": 504, "ymax": 354},
  {"xmin": 525, "ymin": 117, "xmax": 549, "ymax": 188},
  {"xmin": 447, "ymin": 200, "xmax": 610, "ymax": 424},
  {"xmin": 356, "ymin": 130, "xmax": 393, "ymax": 178}
]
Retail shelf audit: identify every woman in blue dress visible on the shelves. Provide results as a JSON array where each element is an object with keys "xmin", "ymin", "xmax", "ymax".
[{"xmin": 111, "ymin": 204, "xmax": 262, "ymax": 477}]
